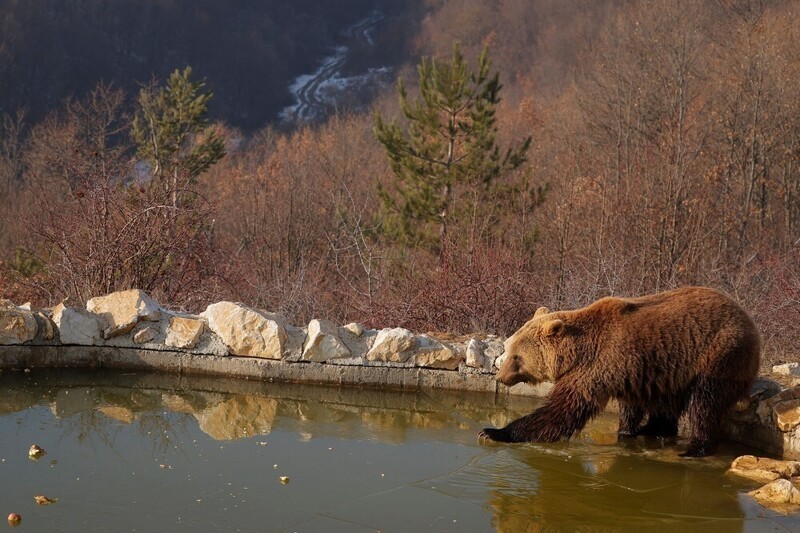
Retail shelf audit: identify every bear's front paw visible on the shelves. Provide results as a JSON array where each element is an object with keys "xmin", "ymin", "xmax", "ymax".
[{"xmin": 478, "ymin": 427, "xmax": 512, "ymax": 443}]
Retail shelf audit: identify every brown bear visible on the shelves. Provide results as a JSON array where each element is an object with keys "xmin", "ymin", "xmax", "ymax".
[{"xmin": 479, "ymin": 286, "xmax": 760, "ymax": 457}]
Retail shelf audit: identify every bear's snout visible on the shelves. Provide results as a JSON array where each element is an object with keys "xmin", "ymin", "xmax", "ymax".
[{"xmin": 496, "ymin": 353, "xmax": 526, "ymax": 387}]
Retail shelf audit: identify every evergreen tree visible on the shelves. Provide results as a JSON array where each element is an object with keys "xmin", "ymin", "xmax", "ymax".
[
  {"xmin": 132, "ymin": 67, "xmax": 225, "ymax": 207},
  {"xmin": 374, "ymin": 43, "xmax": 531, "ymax": 255}
]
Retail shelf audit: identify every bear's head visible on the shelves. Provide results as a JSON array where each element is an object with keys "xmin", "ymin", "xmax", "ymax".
[{"xmin": 497, "ymin": 306, "xmax": 570, "ymax": 386}]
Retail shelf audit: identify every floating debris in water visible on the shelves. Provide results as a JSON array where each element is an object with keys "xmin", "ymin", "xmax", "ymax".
[
  {"xmin": 28, "ymin": 445, "xmax": 46, "ymax": 459},
  {"xmin": 258, "ymin": 442, "xmax": 267, "ymax": 447},
  {"xmin": 279, "ymin": 476, "xmax": 290, "ymax": 484},
  {"xmin": 34, "ymin": 495, "xmax": 57, "ymax": 505},
  {"xmin": 7, "ymin": 513, "xmax": 21, "ymax": 526}
]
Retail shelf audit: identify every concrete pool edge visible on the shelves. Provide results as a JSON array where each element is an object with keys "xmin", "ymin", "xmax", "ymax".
[
  {"xmin": 0, "ymin": 343, "xmax": 554, "ymax": 395},
  {"xmin": 0, "ymin": 342, "xmax": 798, "ymax": 460}
]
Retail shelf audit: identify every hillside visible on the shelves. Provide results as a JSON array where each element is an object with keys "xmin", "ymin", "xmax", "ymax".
[
  {"xmin": 1, "ymin": 0, "xmax": 799, "ymax": 368},
  {"xmin": 0, "ymin": 0, "xmax": 419, "ymax": 130}
]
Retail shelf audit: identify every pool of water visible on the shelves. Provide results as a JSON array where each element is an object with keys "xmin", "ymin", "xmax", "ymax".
[{"xmin": 0, "ymin": 369, "xmax": 796, "ymax": 531}]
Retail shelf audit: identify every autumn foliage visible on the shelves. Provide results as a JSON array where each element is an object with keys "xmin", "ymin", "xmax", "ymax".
[{"xmin": 1, "ymin": 0, "xmax": 799, "ymax": 367}]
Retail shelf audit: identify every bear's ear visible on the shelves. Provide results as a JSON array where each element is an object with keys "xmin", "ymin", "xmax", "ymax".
[
  {"xmin": 533, "ymin": 306, "xmax": 550, "ymax": 318},
  {"xmin": 543, "ymin": 319, "xmax": 564, "ymax": 337}
]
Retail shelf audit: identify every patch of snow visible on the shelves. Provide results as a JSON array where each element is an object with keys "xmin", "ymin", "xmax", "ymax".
[{"xmin": 279, "ymin": 9, "xmax": 389, "ymax": 123}]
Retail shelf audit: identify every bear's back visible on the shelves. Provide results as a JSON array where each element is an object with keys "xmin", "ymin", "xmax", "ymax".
[{"xmin": 584, "ymin": 286, "xmax": 759, "ymax": 392}]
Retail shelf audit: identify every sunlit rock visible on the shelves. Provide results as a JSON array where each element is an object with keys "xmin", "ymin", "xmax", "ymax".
[
  {"xmin": 729, "ymin": 455, "xmax": 800, "ymax": 483},
  {"xmin": 466, "ymin": 338, "xmax": 487, "ymax": 369},
  {"xmin": 52, "ymin": 302, "xmax": 103, "ymax": 345},
  {"xmin": 28, "ymin": 444, "xmax": 46, "ymax": 459},
  {"xmin": 774, "ymin": 363, "xmax": 800, "ymax": 377},
  {"xmin": 201, "ymin": 302, "xmax": 286, "ymax": 358},
  {"xmin": 86, "ymin": 289, "xmax": 162, "ymax": 339},
  {"xmin": 414, "ymin": 335, "xmax": 462, "ymax": 370},
  {"xmin": 775, "ymin": 400, "xmax": 800, "ymax": 433},
  {"xmin": 330, "ymin": 327, "xmax": 376, "ymax": 364},
  {"xmin": 302, "ymin": 319, "xmax": 350, "ymax": 362},
  {"xmin": 195, "ymin": 395, "xmax": 278, "ymax": 440},
  {"xmin": 165, "ymin": 316, "xmax": 205, "ymax": 350},
  {"xmin": 132, "ymin": 325, "xmax": 158, "ymax": 344},
  {"xmin": 365, "ymin": 327, "xmax": 417, "ymax": 363},
  {"xmin": 748, "ymin": 478, "xmax": 800, "ymax": 510},
  {"xmin": 33, "ymin": 495, "xmax": 56, "ymax": 505},
  {"xmin": 342, "ymin": 322, "xmax": 364, "ymax": 337},
  {"xmin": 757, "ymin": 386, "xmax": 800, "ymax": 432},
  {"xmin": 0, "ymin": 300, "xmax": 37, "ymax": 345}
]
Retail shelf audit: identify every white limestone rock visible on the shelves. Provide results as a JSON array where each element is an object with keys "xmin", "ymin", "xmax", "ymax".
[
  {"xmin": 414, "ymin": 335, "xmax": 462, "ymax": 370},
  {"xmin": 132, "ymin": 325, "xmax": 158, "ymax": 344},
  {"xmin": 730, "ymin": 455, "xmax": 800, "ymax": 484},
  {"xmin": 466, "ymin": 338, "xmax": 487, "ymax": 369},
  {"xmin": 365, "ymin": 327, "xmax": 417, "ymax": 363},
  {"xmin": 0, "ymin": 299, "xmax": 38, "ymax": 345},
  {"xmin": 748, "ymin": 478, "xmax": 800, "ymax": 508},
  {"xmin": 342, "ymin": 322, "xmax": 364, "ymax": 337},
  {"xmin": 774, "ymin": 363, "xmax": 800, "ymax": 377},
  {"xmin": 282, "ymin": 324, "xmax": 307, "ymax": 361},
  {"xmin": 86, "ymin": 289, "xmax": 162, "ymax": 339},
  {"xmin": 302, "ymin": 319, "xmax": 351, "ymax": 362},
  {"xmin": 494, "ymin": 351, "xmax": 508, "ymax": 370},
  {"xmin": 52, "ymin": 302, "xmax": 102, "ymax": 345},
  {"xmin": 201, "ymin": 301, "xmax": 286, "ymax": 359},
  {"xmin": 165, "ymin": 316, "xmax": 205, "ymax": 350}
]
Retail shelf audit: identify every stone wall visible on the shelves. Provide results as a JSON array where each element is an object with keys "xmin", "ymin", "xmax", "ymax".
[{"xmin": 0, "ymin": 289, "xmax": 798, "ymax": 458}]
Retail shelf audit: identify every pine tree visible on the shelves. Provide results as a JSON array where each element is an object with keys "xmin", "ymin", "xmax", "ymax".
[
  {"xmin": 132, "ymin": 67, "xmax": 225, "ymax": 207},
  {"xmin": 374, "ymin": 43, "xmax": 531, "ymax": 256}
]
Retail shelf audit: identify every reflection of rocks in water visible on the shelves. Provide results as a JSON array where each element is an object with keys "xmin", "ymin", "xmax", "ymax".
[
  {"xmin": 488, "ymin": 412, "xmax": 517, "ymax": 430},
  {"xmin": 359, "ymin": 409, "xmax": 450, "ymax": 444},
  {"xmin": 96, "ymin": 406, "xmax": 135, "ymax": 424},
  {"xmin": 162, "ymin": 392, "xmax": 217, "ymax": 414},
  {"xmin": 50, "ymin": 387, "xmax": 100, "ymax": 418},
  {"xmin": 295, "ymin": 402, "xmax": 350, "ymax": 423},
  {"xmin": 161, "ymin": 393, "xmax": 196, "ymax": 414},
  {"xmin": 195, "ymin": 395, "xmax": 278, "ymax": 440},
  {"xmin": 0, "ymin": 387, "xmax": 41, "ymax": 415}
]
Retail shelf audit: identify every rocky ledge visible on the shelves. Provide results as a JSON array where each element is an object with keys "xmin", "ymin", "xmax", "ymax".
[{"xmin": 1, "ymin": 289, "xmax": 799, "ymax": 463}]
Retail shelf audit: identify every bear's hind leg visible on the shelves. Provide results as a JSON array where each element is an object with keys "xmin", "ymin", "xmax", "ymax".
[
  {"xmin": 682, "ymin": 377, "xmax": 747, "ymax": 457},
  {"xmin": 618, "ymin": 403, "xmax": 645, "ymax": 437}
]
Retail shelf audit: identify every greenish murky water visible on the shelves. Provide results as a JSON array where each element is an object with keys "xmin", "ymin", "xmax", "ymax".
[{"xmin": 0, "ymin": 369, "xmax": 797, "ymax": 532}]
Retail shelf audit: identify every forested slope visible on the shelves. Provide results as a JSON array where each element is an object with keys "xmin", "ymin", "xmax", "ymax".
[{"xmin": 1, "ymin": 0, "xmax": 799, "ymax": 368}]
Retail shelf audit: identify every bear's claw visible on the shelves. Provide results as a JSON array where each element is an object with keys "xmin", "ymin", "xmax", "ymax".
[{"xmin": 478, "ymin": 427, "xmax": 509, "ymax": 443}]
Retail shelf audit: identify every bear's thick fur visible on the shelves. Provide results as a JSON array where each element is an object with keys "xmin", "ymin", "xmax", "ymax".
[{"xmin": 480, "ymin": 287, "xmax": 760, "ymax": 457}]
